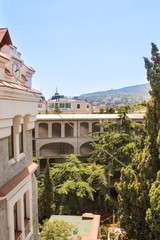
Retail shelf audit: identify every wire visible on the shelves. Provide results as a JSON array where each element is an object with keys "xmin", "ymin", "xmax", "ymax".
[{"xmin": 54, "ymin": 112, "xmax": 128, "ymax": 168}]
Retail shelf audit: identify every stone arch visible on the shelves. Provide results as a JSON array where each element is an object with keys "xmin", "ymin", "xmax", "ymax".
[
  {"xmin": 80, "ymin": 122, "xmax": 89, "ymax": 136},
  {"xmin": 40, "ymin": 142, "xmax": 74, "ymax": 157},
  {"xmin": 52, "ymin": 123, "xmax": 61, "ymax": 137},
  {"xmin": 65, "ymin": 122, "xmax": 74, "ymax": 137},
  {"xmin": 135, "ymin": 121, "xmax": 143, "ymax": 124},
  {"xmin": 92, "ymin": 122, "xmax": 100, "ymax": 133},
  {"xmin": 39, "ymin": 123, "xmax": 48, "ymax": 138},
  {"xmin": 80, "ymin": 142, "xmax": 94, "ymax": 155}
]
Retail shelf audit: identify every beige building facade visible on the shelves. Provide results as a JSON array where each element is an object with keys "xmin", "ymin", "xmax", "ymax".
[
  {"xmin": 34, "ymin": 113, "xmax": 144, "ymax": 177},
  {"xmin": 0, "ymin": 29, "xmax": 41, "ymax": 240},
  {"xmin": 39, "ymin": 98, "xmax": 92, "ymax": 114}
]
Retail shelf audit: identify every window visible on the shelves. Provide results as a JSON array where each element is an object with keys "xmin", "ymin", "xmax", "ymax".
[
  {"xmin": 32, "ymin": 140, "xmax": 36, "ymax": 157},
  {"xmin": 14, "ymin": 201, "xmax": 22, "ymax": 240},
  {"xmin": 49, "ymin": 103, "xmax": 54, "ymax": 108},
  {"xmin": 77, "ymin": 104, "xmax": 80, "ymax": 109},
  {"xmin": 19, "ymin": 124, "xmax": 23, "ymax": 154},
  {"xmin": 8, "ymin": 126, "xmax": 14, "ymax": 159},
  {"xmin": 14, "ymin": 202, "xmax": 18, "ymax": 232},
  {"xmin": 24, "ymin": 191, "xmax": 31, "ymax": 237},
  {"xmin": 60, "ymin": 103, "xmax": 64, "ymax": 108},
  {"xmin": 65, "ymin": 103, "xmax": 71, "ymax": 108},
  {"xmin": 87, "ymin": 105, "xmax": 89, "ymax": 109},
  {"xmin": 24, "ymin": 192, "xmax": 27, "ymax": 220}
]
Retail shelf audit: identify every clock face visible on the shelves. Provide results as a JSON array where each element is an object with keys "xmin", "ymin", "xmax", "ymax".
[{"xmin": 11, "ymin": 61, "xmax": 20, "ymax": 79}]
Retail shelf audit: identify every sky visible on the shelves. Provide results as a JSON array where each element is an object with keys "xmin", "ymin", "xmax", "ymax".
[{"xmin": 1, "ymin": 0, "xmax": 160, "ymax": 99}]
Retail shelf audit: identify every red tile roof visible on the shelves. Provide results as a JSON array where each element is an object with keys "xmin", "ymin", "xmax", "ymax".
[
  {"xmin": 0, "ymin": 80, "xmax": 41, "ymax": 94},
  {"xmin": 0, "ymin": 163, "xmax": 38, "ymax": 198},
  {"xmin": 0, "ymin": 28, "xmax": 13, "ymax": 48}
]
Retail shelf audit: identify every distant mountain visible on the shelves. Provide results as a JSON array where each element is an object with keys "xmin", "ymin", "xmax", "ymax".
[
  {"xmin": 80, "ymin": 83, "xmax": 150, "ymax": 98},
  {"xmin": 79, "ymin": 83, "xmax": 151, "ymax": 108}
]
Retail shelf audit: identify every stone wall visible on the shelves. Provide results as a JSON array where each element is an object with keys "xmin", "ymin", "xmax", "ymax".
[
  {"xmin": 0, "ymin": 199, "xmax": 9, "ymax": 240},
  {"xmin": 31, "ymin": 174, "xmax": 38, "ymax": 240},
  {"xmin": 0, "ymin": 130, "xmax": 32, "ymax": 187}
]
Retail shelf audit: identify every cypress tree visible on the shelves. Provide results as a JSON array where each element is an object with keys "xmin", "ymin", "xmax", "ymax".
[
  {"xmin": 38, "ymin": 159, "xmax": 54, "ymax": 222},
  {"xmin": 116, "ymin": 43, "xmax": 160, "ymax": 239}
]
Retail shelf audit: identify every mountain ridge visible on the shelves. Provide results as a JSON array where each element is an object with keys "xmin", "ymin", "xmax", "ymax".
[{"xmin": 80, "ymin": 83, "xmax": 150, "ymax": 98}]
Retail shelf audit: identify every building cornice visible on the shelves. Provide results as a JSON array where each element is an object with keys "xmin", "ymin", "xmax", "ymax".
[{"xmin": 0, "ymin": 163, "xmax": 38, "ymax": 200}]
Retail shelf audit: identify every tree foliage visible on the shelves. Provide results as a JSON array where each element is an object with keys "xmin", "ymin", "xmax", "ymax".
[
  {"xmin": 51, "ymin": 154, "xmax": 95, "ymax": 214},
  {"xmin": 146, "ymin": 171, "xmax": 160, "ymax": 239},
  {"xmin": 99, "ymin": 106, "xmax": 115, "ymax": 114},
  {"xmin": 39, "ymin": 220, "xmax": 78, "ymax": 240},
  {"xmin": 38, "ymin": 159, "xmax": 55, "ymax": 222},
  {"xmin": 116, "ymin": 43, "xmax": 160, "ymax": 239},
  {"xmin": 90, "ymin": 107, "xmax": 144, "ymax": 167}
]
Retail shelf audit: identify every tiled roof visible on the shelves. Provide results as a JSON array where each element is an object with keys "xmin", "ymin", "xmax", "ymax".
[
  {"xmin": 0, "ymin": 28, "xmax": 13, "ymax": 48},
  {"xmin": 0, "ymin": 162, "xmax": 38, "ymax": 198},
  {"xmin": 0, "ymin": 80, "xmax": 41, "ymax": 94}
]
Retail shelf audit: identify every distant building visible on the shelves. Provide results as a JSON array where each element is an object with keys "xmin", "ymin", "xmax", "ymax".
[
  {"xmin": 51, "ymin": 88, "xmax": 64, "ymax": 101},
  {"xmin": 48, "ymin": 98, "xmax": 92, "ymax": 114},
  {"xmin": 0, "ymin": 28, "xmax": 41, "ymax": 240},
  {"xmin": 38, "ymin": 91, "xmax": 92, "ymax": 114}
]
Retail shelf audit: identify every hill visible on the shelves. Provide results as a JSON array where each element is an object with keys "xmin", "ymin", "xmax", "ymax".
[{"xmin": 79, "ymin": 83, "xmax": 150, "ymax": 107}]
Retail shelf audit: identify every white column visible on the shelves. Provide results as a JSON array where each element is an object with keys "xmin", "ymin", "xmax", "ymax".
[
  {"xmin": 73, "ymin": 122, "xmax": 77, "ymax": 138},
  {"xmin": 78, "ymin": 122, "xmax": 81, "ymax": 137},
  {"xmin": 18, "ymin": 197, "xmax": 25, "ymax": 240},
  {"xmin": 100, "ymin": 119, "xmax": 103, "ymax": 132},
  {"xmin": 35, "ymin": 123, "xmax": 39, "ymax": 138},
  {"xmin": 48, "ymin": 123, "xmax": 52, "ymax": 138},
  {"xmin": 61, "ymin": 122, "xmax": 65, "ymax": 138},
  {"xmin": 89, "ymin": 122, "xmax": 92, "ymax": 134},
  {"xmin": 13, "ymin": 116, "xmax": 22, "ymax": 161}
]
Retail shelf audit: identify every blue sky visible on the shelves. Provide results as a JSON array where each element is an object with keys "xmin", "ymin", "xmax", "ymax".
[{"xmin": 1, "ymin": 0, "xmax": 160, "ymax": 99}]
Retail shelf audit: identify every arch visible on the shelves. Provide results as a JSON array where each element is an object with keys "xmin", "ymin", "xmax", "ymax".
[
  {"xmin": 80, "ymin": 142, "xmax": 94, "ymax": 155},
  {"xmin": 52, "ymin": 123, "xmax": 61, "ymax": 137},
  {"xmin": 135, "ymin": 121, "xmax": 143, "ymax": 124},
  {"xmin": 65, "ymin": 122, "xmax": 74, "ymax": 137},
  {"xmin": 40, "ymin": 142, "xmax": 74, "ymax": 157},
  {"xmin": 39, "ymin": 123, "xmax": 48, "ymax": 138},
  {"xmin": 92, "ymin": 122, "xmax": 100, "ymax": 133},
  {"xmin": 80, "ymin": 122, "xmax": 89, "ymax": 136}
]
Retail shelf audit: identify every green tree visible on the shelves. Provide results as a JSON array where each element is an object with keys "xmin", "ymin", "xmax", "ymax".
[
  {"xmin": 51, "ymin": 154, "xmax": 95, "ymax": 214},
  {"xmin": 54, "ymin": 103, "xmax": 62, "ymax": 114},
  {"xmin": 90, "ymin": 108, "xmax": 144, "ymax": 166},
  {"xmin": 146, "ymin": 171, "xmax": 160, "ymax": 239},
  {"xmin": 99, "ymin": 107, "xmax": 115, "ymax": 114},
  {"xmin": 38, "ymin": 159, "xmax": 55, "ymax": 222},
  {"xmin": 39, "ymin": 220, "xmax": 78, "ymax": 240},
  {"xmin": 87, "ymin": 162, "xmax": 110, "ymax": 210},
  {"xmin": 116, "ymin": 43, "xmax": 160, "ymax": 239}
]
